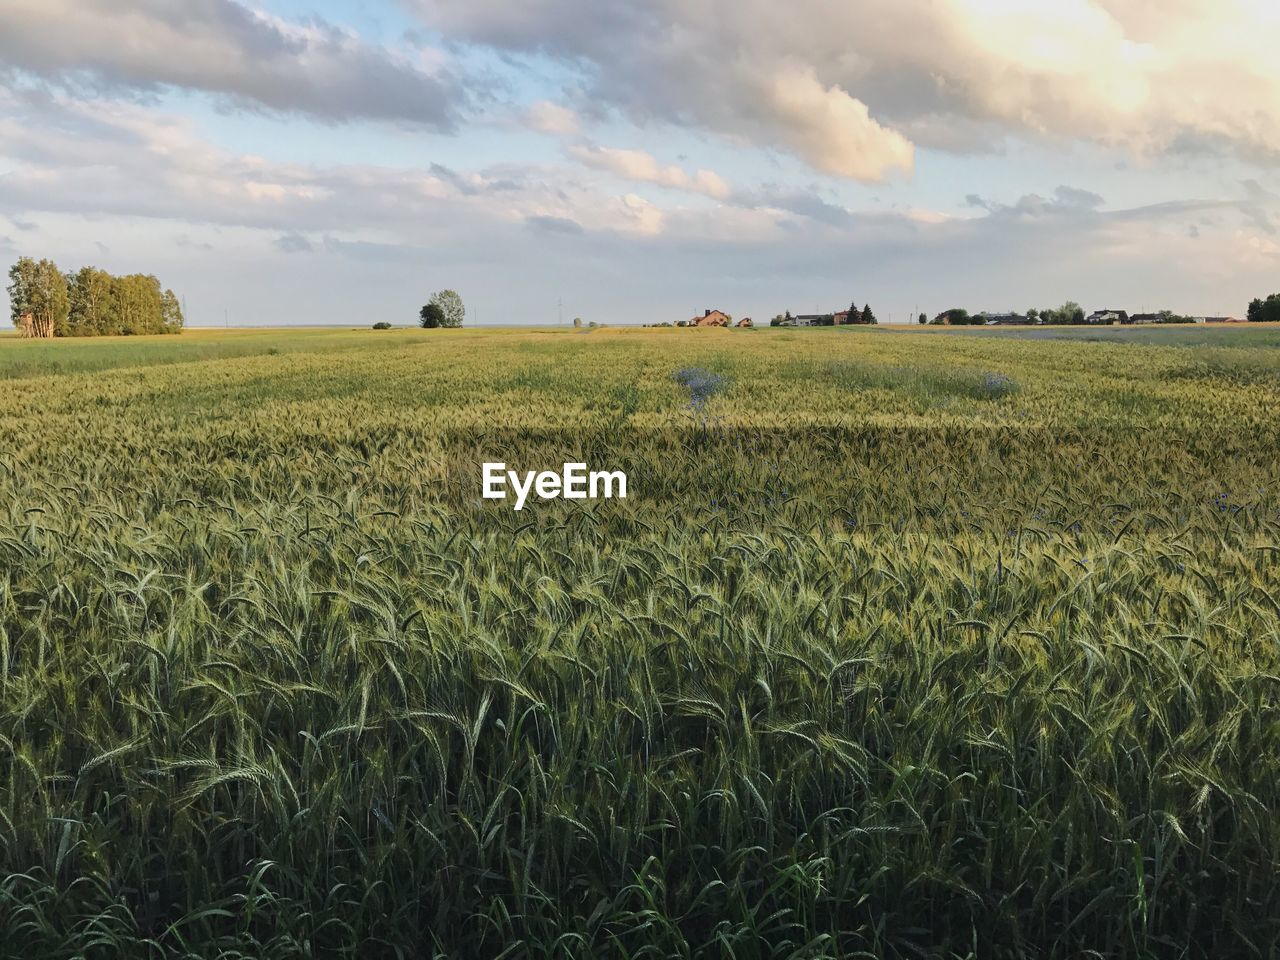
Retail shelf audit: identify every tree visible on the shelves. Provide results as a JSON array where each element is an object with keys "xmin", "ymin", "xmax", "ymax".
[
  {"xmin": 1060, "ymin": 301, "xmax": 1085, "ymax": 325},
  {"xmin": 160, "ymin": 289, "xmax": 184, "ymax": 333},
  {"xmin": 429, "ymin": 289, "xmax": 465, "ymax": 328},
  {"xmin": 112, "ymin": 274, "xmax": 167, "ymax": 335},
  {"xmin": 847, "ymin": 300, "xmax": 859, "ymax": 325},
  {"xmin": 918, "ymin": 312, "xmax": 927, "ymax": 325},
  {"xmin": 935, "ymin": 308, "xmax": 970, "ymax": 326},
  {"xmin": 8, "ymin": 257, "xmax": 69, "ymax": 338},
  {"xmin": 860, "ymin": 303, "xmax": 877, "ymax": 325},
  {"xmin": 419, "ymin": 303, "xmax": 445, "ymax": 328},
  {"xmin": 67, "ymin": 266, "xmax": 118, "ymax": 336},
  {"xmin": 1248, "ymin": 295, "xmax": 1280, "ymax": 323},
  {"xmin": 1027, "ymin": 308, "xmax": 1039, "ymax": 323}
]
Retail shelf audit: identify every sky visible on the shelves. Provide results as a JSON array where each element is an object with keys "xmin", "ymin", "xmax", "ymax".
[{"xmin": 1, "ymin": 0, "xmax": 1278, "ymax": 327}]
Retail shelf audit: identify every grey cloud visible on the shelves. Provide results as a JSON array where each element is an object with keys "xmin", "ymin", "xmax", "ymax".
[
  {"xmin": 276, "ymin": 233, "xmax": 315, "ymax": 254},
  {"xmin": 527, "ymin": 215, "xmax": 585, "ymax": 235},
  {"xmin": 735, "ymin": 187, "xmax": 856, "ymax": 228},
  {"xmin": 970, "ymin": 186, "xmax": 1106, "ymax": 220},
  {"xmin": 0, "ymin": 0, "xmax": 464, "ymax": 129}
]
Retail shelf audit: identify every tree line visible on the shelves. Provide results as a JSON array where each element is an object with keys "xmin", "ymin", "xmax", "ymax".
[
  {"xmin": 1248, "ymin": 294, "xmax": 1280, "ymax": 324},
  {"xmin": 7, "ymin": 257, "xmax": 184, "ymax": 338}
]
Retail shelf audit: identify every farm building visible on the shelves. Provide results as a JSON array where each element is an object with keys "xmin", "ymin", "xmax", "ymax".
[
  {"xmin": 690, "ymin": 309, "xmax": 731, "ymax": 327},
  {"xmin": 1086, "ymin": 310, "xmax": 1129, "ymax": 325},
  {"xmin": 983, "ymin": 313, "xmax": 1030, "ymax": 325},
  {"xmin": 736, "ymin": 318, "xmax": 753, "ymax": 328}
]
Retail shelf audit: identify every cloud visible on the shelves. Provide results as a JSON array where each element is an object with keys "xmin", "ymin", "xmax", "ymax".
[
  {"xmin": 411, "ymin": 0, "xmax": 1280, "ymax": 172},
  {"xmin": 967, "ymin": 185, "xmax": 1106, "ymax": 218},
  {"xmin": 568, "ymin": 144, "xmax": 731, "ymax": 199},
  {"xmin": 526, "ymin": 100, "xmax": 580, "ymax": 135},
  {"xmin": 0, "ymin": 90, "xmax": 676, "ymax": 241},
  {"xmin": 526, "ymin": 214, "xmax": 586, "ymax": 235},
  {"xmin": 0, "ymin": 0, "xmax": 462, "ymax": 129},
  {"xmin": 276, "ymin": 232, "xmax": 315, "ymax": 254}
]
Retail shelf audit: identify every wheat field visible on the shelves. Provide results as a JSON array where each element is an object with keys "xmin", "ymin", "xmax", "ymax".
[{"xmin": 3, "ymin": 325, "xmax": 1280, "ymax": 958}]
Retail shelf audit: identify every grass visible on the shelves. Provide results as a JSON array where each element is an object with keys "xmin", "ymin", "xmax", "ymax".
[{"xmin": 2, "ymin": 326, "xmax": 1280, "ymax": 957}]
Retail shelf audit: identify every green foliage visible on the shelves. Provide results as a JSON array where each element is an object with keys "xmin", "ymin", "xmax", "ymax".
[
  {"xmin": 1040, "ymin": 301, "xmax": 1086, "ymax": 325},
  {"xmin": 9, "ymin": 258, "xmax": 181, "ymax": 337},
  {"xmin": 934, "ymin": 307, "xmax": 975, "ymax": 325},
  {"xmin": 1, "ymin": 328, "xmax": 1280, "ymax": 956},
  {"xmin": 372, "ymin": 321, "xmax": 393, "ymax": 330},
  {"xmin": 7, "ymin": 256, "xmax": 69, "ymax": 337},
  {"xmin": 429, "ymin": 288, "xmax": 466, "ymax": 328},
  {"xmin": 419, "ymin": 302, "xmax": 445, "ymax": 328},
  {"xmin": 1248, "ymin": 294, "xmax": 1280, "ymax": 323}
]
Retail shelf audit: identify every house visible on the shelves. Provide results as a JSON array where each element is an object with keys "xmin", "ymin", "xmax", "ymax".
[
  {"xmin": 1129, "ymin": 313, "xmax": 1162, "ymax": 325},
  {"xmin": 736, "ymin": 317, "xmax": 753, "ymax": 328},
  {"xmin": 1204, "ymin": 316, "xmax": 1245, "ymax": 324},
  {"xmin": 983, "ymin": 312, "xmax": 1029, "ymax": 325},
  {"xmin": 1086, "ymin": 310, "xmax": 1129, "ymax": 325},
  {"xmin": 793, "ymin": 314, "xmax": 833, "ymax": 326},
  {"xmin": 690, "ymin": 309, "xmax": 731, "ymax": 327}
]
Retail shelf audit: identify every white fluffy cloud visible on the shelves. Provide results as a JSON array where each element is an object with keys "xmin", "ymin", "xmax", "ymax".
[
  {"xmin": 413, "ymin": 0, "xmax": 1280, "ymax": 173},
  {"xmin": 568, "ymin": 145, "xmax": 731, "ymax": 199},
  {"xmin": 0, "ymin": 0, "xmax": 461, "ymax": 128}
]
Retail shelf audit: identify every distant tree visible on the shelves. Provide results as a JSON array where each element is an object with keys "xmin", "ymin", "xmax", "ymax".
[
  {"xmin": 847, "ymin": 300, "xmax": 859, "ymax": 325},
  {"xmin": 1248, "ymin": 295, "xmax": 1280, "ymax": 323},
  {"xmin": 419, "ymin": 303, "xmax": 445, "ymax": 328},
  {"xmin": 10, "ymin": 258, "xmax": 180, "ymax": 337},
  {"xmin": 935, "ymin": 308, "xmax": 970, "ymax": 325},
  {"xmin": 67, "ymin": 266, "xmax": 117, "ymax": 336},
  {"xmin": 917, "ymin": 312, "xmax": 927, "ymax": 325},
  {"xmin": 160, "ymin": 289, "xmax": 184, "ymax": 333},
  {"xmin": 860, "ymin": 303, "xmax": 877, "ymax": 325},
  {"xmin": 372, "ymin": 321, "xmax": 393, "ymax": 330},
  {"xmin": 785, "ymin": 310, "xmax": 794, "ymax": 324},
  {"xmin": 1027, "ymin": 308, "xmax": 1039, "ymax": 322},
  {"xmin": 113, "ymin": 274, "xmax": 167, "ymax": 335},
  {"xmin": 8, "ymin": 257, "xmax": 69, "ymax": 338},
  {"xmin": 429, "ymin": 289, "xmax": 465, "ymax": 328}
]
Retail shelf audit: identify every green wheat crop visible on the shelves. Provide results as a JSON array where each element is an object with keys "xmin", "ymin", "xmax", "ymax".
[{"xmin": 2, "ymin": 326, "xmax": 1280, "ymax": 958}]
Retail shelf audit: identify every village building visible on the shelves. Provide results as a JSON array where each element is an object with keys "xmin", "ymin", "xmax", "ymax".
[
  {"xmin": 1086, "ymin": 310, "xmax": 1129, "ymax": 325},
  {"xmin": 690, "ymin": 309, "xmax": 731, "ymax": 327}
]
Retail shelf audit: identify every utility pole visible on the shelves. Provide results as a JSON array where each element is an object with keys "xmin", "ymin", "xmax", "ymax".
[{"xmin": 558, "ymin": 296, "xmax": 564, "ymax": 326}]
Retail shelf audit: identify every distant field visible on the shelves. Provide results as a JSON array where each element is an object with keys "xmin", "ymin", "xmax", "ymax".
[
  {"xmin": 3, "ymin": 326, "xmax": 1280, "ymax": 957},
  {"xmin": 896, "ymin": 320, "xmax": 1280, "ymax": 348}
]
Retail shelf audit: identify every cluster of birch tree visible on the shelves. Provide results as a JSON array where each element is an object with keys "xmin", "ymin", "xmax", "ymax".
[{"xmin": 7, "ymin": 257, "xmax": 184, "ymax": 337}]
